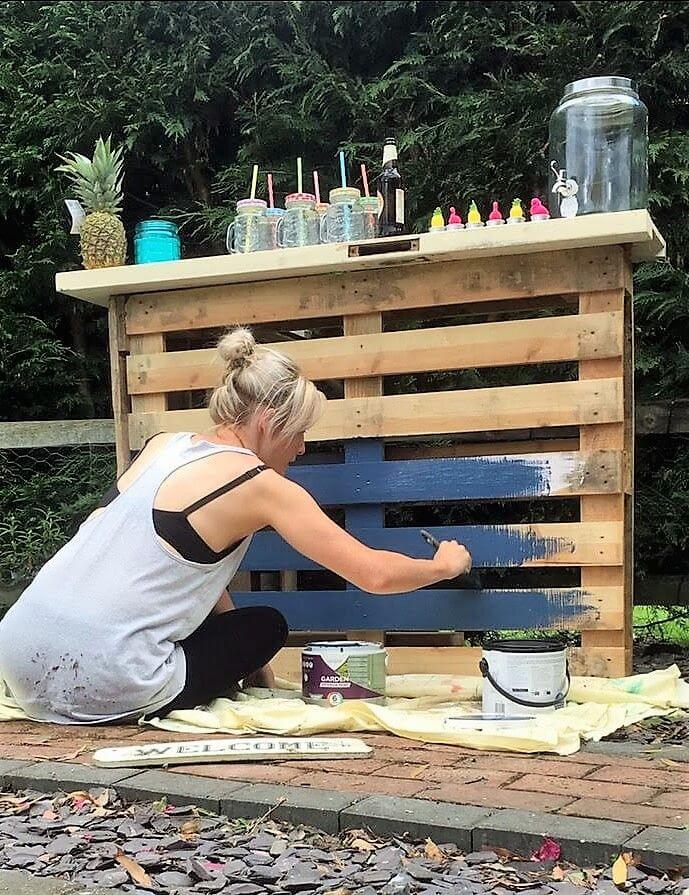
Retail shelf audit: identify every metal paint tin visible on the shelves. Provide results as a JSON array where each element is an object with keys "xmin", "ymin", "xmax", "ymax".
[{"xmin": 302, "ymin": 641, "xmax": 386, "ymax": 706}]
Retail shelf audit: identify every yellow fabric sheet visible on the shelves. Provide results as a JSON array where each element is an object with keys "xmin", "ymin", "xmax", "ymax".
[
  {"xmin": 143, "ymin": 665, "xmax": 689, "ymax": 756},
  {"xmin": 0, "ymin": 666, "xmax": 685, "ymax": 756}
]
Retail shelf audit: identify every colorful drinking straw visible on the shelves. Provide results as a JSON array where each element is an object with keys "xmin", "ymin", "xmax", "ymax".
[
  {"xmin": 297, "ymin": 157, "xmax": 303, "ymax": 194},
  {"xmin": 313, "ymin": 170, "xmax": 321, "ymax": 204},
  {"xmin": 361, "ymin": 163, "xmax": 370, "ymax": 197},
  {"xmin": 339, "ymin": 150, "xmax": 347, "ymax": 189},
  {"xmin": 267, "ymin": 173, "xmax": 274, "ymax": 208},
  {"xmin": 250, "ymin": 164, "xmax": 258, "ymax": 200}
]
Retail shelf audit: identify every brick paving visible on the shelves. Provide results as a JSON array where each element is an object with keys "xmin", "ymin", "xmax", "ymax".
[{"xmin": 0, "ymin": 721, "xmax": 687, "ymax": 831}]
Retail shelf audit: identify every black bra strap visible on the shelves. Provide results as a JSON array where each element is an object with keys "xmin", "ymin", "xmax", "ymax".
[{"xmin": 182, "ymin": 465, "xmax": 268, "ymax": 517}]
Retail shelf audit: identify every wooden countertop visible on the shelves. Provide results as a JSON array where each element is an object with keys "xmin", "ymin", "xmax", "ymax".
[{"xmin": 56, "ymin": 209, "xmax": 665, "ymax": 307}]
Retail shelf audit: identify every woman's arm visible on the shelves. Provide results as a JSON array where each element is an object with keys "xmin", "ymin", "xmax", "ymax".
[{"xmin": 256, "ymin": 473, "xmax": 471, "ymax": 595}]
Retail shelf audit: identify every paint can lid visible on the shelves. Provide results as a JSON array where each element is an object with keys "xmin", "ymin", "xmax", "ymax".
[{"xmin": 483, "ymin": 638, "xmax": 567, "ymax": 654}]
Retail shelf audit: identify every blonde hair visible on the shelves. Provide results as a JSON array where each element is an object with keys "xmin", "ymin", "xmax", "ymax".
[{"xmin": 208, "ymin": 327, "xmax": 325, "ymax": 439}]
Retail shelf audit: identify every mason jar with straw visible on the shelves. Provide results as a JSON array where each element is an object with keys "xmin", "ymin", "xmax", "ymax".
[
  {"xmin": 358, "ymin": 162, "xmax": 379, "ymax": 240},
  {"xmin": 275, "ymin": 158, "xmax": 319, "ymax": 249},
  {"xmin": 263, "ymin": 172, "xmax": 284, "ymax": 251},
  {"xmin": 313, "ymin": 169, "xmax": 330, "ymax": 241},
  {"xmin": 320, "ymin": 151, "xmax": 364, "ymax": 244},
  {"xmin": 226, "ymin": 165, "xmax": 270, "ymax": 253}
]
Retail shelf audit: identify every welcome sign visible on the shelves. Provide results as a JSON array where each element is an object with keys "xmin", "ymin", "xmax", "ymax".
[{"xmin": 93, "ymin": 737, "xmax": 373, "ymax": 768}]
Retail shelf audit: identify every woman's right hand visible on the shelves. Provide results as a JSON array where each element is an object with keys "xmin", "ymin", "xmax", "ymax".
[{"xmin": 432, "ymin": 540, "xmax": 472, "ymax": 579}]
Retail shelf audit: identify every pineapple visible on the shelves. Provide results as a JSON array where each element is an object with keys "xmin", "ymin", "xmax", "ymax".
[{"xmin": 57, "ymin": 136, "xmax": 127, "ymax": 269}]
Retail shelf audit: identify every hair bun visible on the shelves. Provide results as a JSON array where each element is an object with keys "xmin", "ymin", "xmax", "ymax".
[{"xmin": 217, "ymin": 327, "xmax": 256, "ymax": 373}]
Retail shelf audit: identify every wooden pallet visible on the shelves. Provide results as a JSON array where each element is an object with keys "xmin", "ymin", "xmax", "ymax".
[{"xmin": 57, "ymin": 212, "xmax": 665, "ymax": 677}]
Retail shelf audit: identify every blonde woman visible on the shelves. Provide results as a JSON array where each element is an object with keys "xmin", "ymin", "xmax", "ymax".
[{"xmin": 0, "ymin": 329, "xmax": 471, "ymax": 723}]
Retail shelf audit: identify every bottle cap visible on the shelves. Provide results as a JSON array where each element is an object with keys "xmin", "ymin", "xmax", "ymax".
[{"xmin": 529, "ymin": 197, "xmax": 550, "ymax": 219}]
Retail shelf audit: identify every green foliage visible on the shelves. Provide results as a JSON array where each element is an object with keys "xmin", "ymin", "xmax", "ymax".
[
  {"xmin": 1, "ymin": 1, "xmax": 689, "ymax": 577},
  {"xmin": 0, "ymin": 447, "xmax": 116, "ymax": 583}
]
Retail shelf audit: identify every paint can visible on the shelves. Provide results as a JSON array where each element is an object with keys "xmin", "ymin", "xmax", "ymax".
[
  {"xmin": 479, "ymin": 639, "xmax": 569, "ymax": 716},
  {"xmin": 302, "ymin": 641, "xmax": 386, "ymax": 706}
]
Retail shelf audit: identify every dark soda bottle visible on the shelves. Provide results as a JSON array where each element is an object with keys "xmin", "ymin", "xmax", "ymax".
[{"xmin": 378, "ymin": 138, "xmax": 405, "ymax": 237}]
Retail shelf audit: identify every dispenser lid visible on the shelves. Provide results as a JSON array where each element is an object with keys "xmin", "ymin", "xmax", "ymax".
[{"xmin": 563, "ymin": 76, "xmax": 638, "ymax": 97}]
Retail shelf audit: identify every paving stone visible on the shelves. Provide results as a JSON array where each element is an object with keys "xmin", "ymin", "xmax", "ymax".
[
  {"xmin": 583, "ymin": 742, "xmax": 689, "ymax": 763},
  {"xmin": 625, "ymin": 826, "xmax": 689, "ymax": 870},
  {"xmin": 473, "ymin": 809, "xmax": 643, "ymax": 865},
  {"xmin": 155, "ymin": 869, "xmax": 194, "ymax": 887},
  {"xmin": 220, "ymin": 784, "xmax": 362, "ymax": 834},
  {"xmin": 341, "ymin": 795, "xmax": 493, "ymax": 849},
  {"xmin": 6, "ymin": 761, "xmax": 138, "ymax": 793},
  {"xmin": 0, "ymin": 759, "xmax": 31, "ymax": 785},
  {"xmin": 0, "ymin": 869, "xmax": 112, "ymax": 893},
  {"xmin": 115, "ymin": 768, "xmax": 247, "ymax": 813}
]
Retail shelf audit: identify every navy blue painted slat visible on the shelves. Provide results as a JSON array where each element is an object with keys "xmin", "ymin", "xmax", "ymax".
[
  {"xmin": 231, "ymin": 588, "xmax": 598, "ymax": 631},
  {"xmin": 288, "ymin": 454, "xmax": 564, "ymax": 505},
  {"xmin": 344, "ymin": 440, "xmax": 383, "ymax": 592},
  {"xmin": 243, "ymin": 525, "xmax": 570, "ymax": 571}
]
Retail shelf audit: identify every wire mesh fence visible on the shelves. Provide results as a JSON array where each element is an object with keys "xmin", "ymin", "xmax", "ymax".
[{"xmin": 0, "ymin": 444, "xmax": 116, "ymax": 594}]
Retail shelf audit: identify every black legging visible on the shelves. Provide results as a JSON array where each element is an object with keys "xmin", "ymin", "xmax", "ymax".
[{"xmin": 157, "ymin": 606, "xmax": 288, "ymax": 715}]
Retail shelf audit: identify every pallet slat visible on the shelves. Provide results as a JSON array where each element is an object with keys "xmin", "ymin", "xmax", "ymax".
[
  {"xmin": 288, "ymin": 451, "xmax": 622, "ymax": 503},
  {"xmin": 243, "ymin": 521, "xmax": 622, "ymax": 570},
  {"xmin": 129, "ymin": 377, "xmax": 623, "ymax": 448},
  {"xmin": 231, "ymin": 587, "xmax": 623, "ymax": 631},
  {"xmin": 124, "ymin": 246, "xmax": 624, "ymax": 335},
  {"xmin": 126, "ymin": 311, "xmax": 623, "ymax": 394}
]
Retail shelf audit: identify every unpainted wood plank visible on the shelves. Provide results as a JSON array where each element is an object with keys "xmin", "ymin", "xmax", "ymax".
[
  {"xmin": 108, "ymin": 296, "xmax": 131, "ymax": 474},
  {"xmin": 0, "ymin": 419, "xmax": 115, "ymax": 449},
  {"xmin": 124, "ymin": 246, "xmax": 625, "ymax": 335},
  {"xmin": 129, "ymin": 377, "xmax": 624, "ymax": 449},
  {"xmin": 579, "ymin": 287, "xmax": 632, "ymax": 673},
  {"xmin": 270, "ymin": 644, "xmax": 627, "ymax": 682},
  {"xmin": 55, "ymin": 211, "xmax": 662, "ymax": 307},
  {"xmin": 126, "ymin": 311, "xmax": 623, "ymax": 395},
  {"xmin": 129, "ymin": 334, "xmax": 166, "ymax": 415}
]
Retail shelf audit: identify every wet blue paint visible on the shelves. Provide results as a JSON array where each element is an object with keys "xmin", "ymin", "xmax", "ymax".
[
  {"xmin": 231, "ymin": 587, "xmax": 598, "ymax": 631},
  {"xmin": 243, "ymin": 525, "xmax": 572, "ymax": 571},
  {"xmin": 288, "ymin": 454, "xmax": 559, "ymax": 504}
]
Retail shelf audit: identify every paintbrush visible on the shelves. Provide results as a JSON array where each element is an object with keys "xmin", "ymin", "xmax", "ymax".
[{"xmin": 420, "ymin": 529, "xmax": 482, "ymax": 590}]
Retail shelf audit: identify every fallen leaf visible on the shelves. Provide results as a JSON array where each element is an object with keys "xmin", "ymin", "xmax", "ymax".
[
  {"xmin": 41, "ymin": 809, "xmax": 59, "ymax": 821},
  {"xmin": 552, "ymin": 866, "xmax": 566, "ymax": 881},
  {"xmin": 93, "ymin": 789, "xmax": 112, "ymax": 808},
  {"xmin": 116, "ymin": 850, "xmax": 153, "ymax": 888},
  {"xmin": 350, "ymin": 837, "xmax": 376, "ymax": 852},
  {"xmin": 424, "ymin": 838, "xmax": 445, "ymax": 861},
  {"xmin": 565, "ymin": 870, "xmax": 587, "ymax": 886},
  {"xmin": 531, "ymin": 838, "xmax": 562, "ymax": 862},
  {"xmin": 180, "ymin": 819, "xmax": 200, "ymax": 840},
  {"xmin": 612, "ymin": 855, "xmax": 628, "ymax": 887}
]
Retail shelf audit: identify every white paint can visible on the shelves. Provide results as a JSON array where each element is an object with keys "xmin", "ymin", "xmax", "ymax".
[
  {"xmin": 302, "ymin": 641, "xmax": 386, "ymax": 706},
  {"xmin": 479, "ymin": 639, "xmax": 569, "ymax": 716}
]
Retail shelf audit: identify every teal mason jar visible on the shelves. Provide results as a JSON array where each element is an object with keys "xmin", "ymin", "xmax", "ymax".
[{"xmin": 134, "ymin": 219, "xmax": 181, "ymax": 264}]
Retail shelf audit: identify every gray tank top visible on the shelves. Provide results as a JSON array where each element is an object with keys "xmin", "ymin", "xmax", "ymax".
[{"xmin": 0, "ymin": 434, "xmax": 256, "ymax": 723}]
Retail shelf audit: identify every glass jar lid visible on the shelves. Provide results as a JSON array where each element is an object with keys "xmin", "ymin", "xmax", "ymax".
[
  {"xmin": 265, "ymin": 207, "xmax": 285, "ymax": 218},
  {"xmin": 358, "ymin": 196, "xmax": 380, "ymax": 212},
  {"xmin": 285, "ymin": 192, "xmax": 316, "ymax": 207},
  {"xmin": 236, "ymin": 198, "xmax": 267, "ymax": 213},
  {"xmin": 135, "ymin": 219, "xmax": 179, "ymax": 235},
  {"xmin": 329, "ymin": 187, "xmax": 361, "ymax": 204},
  {"xmin": 563, "ymin": 76, "xmax": 638, "ymax": 97}
]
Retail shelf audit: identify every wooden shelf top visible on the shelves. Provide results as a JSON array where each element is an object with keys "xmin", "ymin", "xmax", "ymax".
[{"xmin": 56, "ymin": 209, "xmax": 665, "ymax": 307}]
